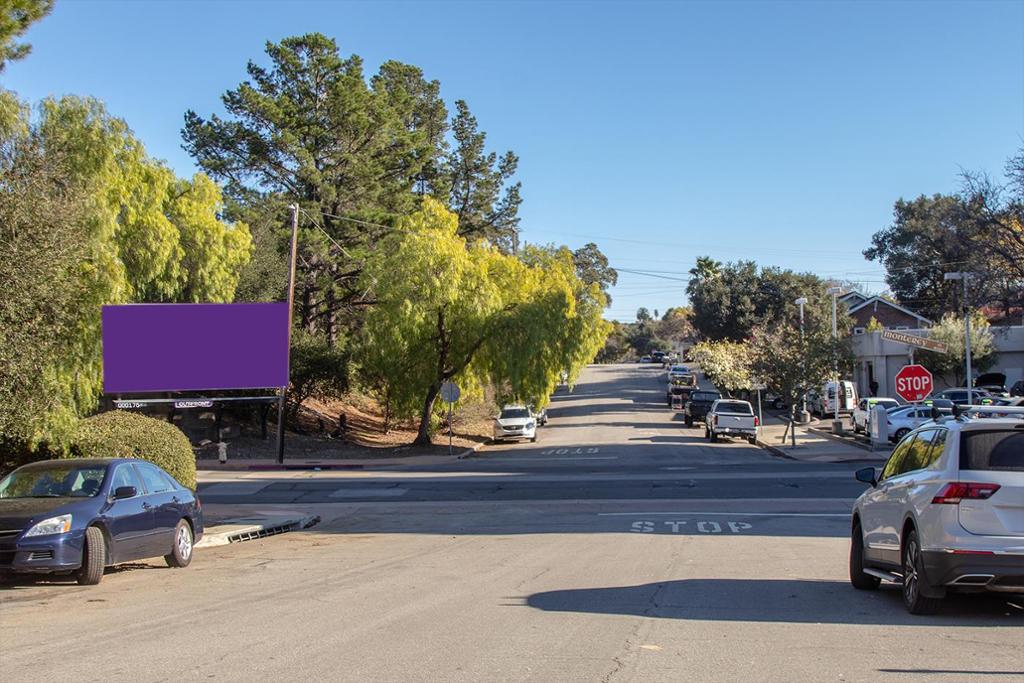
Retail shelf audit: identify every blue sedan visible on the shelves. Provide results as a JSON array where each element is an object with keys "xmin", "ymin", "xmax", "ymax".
[{"xmin": 0, "ymin": 458, "xmax": 203, "ymax": 585}]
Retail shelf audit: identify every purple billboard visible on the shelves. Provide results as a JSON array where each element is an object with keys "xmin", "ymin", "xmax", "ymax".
[{"xmin": 102, "ymin": 303, "xmax": 290, "ymax": 393}]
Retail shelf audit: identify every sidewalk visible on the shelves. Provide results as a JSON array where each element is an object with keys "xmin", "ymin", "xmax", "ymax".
[{"xmin": 756, "ymin": 416, "xmax": 890, "ymax": 463}]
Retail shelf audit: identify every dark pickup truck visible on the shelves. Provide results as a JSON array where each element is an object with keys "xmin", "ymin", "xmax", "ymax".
[{"xmin": 684, "ymin": 390, "xmax": 722, "ymax": 427}]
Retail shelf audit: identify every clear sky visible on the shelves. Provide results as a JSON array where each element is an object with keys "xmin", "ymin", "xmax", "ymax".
[{"xmin": 5, "ymin": 0, "xmax": 1022, "ymax": 321}]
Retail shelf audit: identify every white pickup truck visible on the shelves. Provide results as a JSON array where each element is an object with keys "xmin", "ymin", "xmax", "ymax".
[{"xmin": 705, "ymin": 399, "xmax": 759, "ymax": 444}]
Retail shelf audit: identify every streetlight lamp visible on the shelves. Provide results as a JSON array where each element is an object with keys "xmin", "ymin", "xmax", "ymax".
[
  {"xmin": 827, "ymin": 286, "xmax": 844, "ymax": 434},
  {"xmin": 794, "ymin": 297, "xmax": 810, "ymax": 423},
  {"xmin": 944, "ymin": 272, "xmax": 974, "ymax": 403}
]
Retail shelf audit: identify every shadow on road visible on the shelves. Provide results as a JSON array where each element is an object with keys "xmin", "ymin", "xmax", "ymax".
[{"xmin": 524, "ymin": 578, "xmax": 1024, "ymax": 625}]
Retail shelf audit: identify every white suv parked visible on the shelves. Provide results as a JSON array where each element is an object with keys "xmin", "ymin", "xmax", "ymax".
[
  {"xmin": 493, "ymin": 405, "xmax": 538, "ymax": 443},
  {"xmin": 849, "ymin": 412, "xmax": 1024, "ymax": 613}
]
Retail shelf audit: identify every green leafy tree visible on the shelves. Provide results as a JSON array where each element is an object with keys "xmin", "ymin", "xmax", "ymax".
[
  {"xmin": 0, "ymin": 0, "xmax": 51, "ymax": 72},
  {"xmin": 690, "ymin": 341, "xmax": 752, "ymax": 395},
  {"xmin": 863, "ymin": 194, "xmax": 993, "ymax": 321},
  {"xmin": 183, "ymin": 33, "xmax": 447, "ymax": 344},
  {"xmin": 437, "ymin": 100, "xmax": 521, "ymax": 252},
  {"xmin": 0, "ymin": 106, "xmax": 89, "ymax": 453},
  {"xmin": 571, "ymin": 242, "xmax": 617, "ymax": 304},
  {"xmin": 360, "ymin": 198, "xmax": 607, "ymax": 444},
  {"xmin": 917, "ymin": 311, "xmax": 998, "ymax": 387},
  {"xmin": 1, "ymin": 95, "xmax": 251, "ymax": 450},
  {"xmin": 749, "ymin": 305, "xmax": 853, "ymax": 410}
]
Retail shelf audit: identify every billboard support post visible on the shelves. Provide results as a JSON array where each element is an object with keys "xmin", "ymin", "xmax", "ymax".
[{"xmin": 277, "ymin": 204, "xmax": 300, "ymax": 464}]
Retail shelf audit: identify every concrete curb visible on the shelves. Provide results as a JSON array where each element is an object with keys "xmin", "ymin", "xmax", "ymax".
[
  {"xmin": 807, "ymin": 426, "xmax": 892, "ymax": 454},
  {"xmin": 456, "ymin": 440, "xmax": 488, "ymax": 459},
  {"xmin": 196, "ymin": 514, "xmax": 321, "ymax": 548},
  {"xmin": 755, "ymin": 438, "xmax": 797, "ymax": 460}
]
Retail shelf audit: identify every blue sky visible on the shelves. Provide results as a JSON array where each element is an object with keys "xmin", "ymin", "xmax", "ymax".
[{"xmin": 5, "ymin": 0, "xmax": 1022, "ymax": 321}]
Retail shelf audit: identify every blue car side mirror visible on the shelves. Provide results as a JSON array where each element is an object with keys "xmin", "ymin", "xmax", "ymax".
[{"xmin": 113, "ymin": 486, "xmax": 137, "ymax": 500}]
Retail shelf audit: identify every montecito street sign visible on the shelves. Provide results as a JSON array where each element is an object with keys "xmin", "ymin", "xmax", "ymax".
[
  {"xmin": 881, "ymin": 329, "xmax": 948, "ymax": 354},
  {"xmin": 894, "ymin": 364, "xmax": 933, "ymax": 402}
]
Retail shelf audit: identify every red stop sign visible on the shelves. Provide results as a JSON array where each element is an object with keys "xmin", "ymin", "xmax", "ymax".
[{"xmin": 894, "ymin": 364, "xmax": 933, "ymax": 402}]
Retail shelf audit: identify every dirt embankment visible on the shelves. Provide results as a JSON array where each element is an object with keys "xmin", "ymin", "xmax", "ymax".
[{"xmin": 196, "ymin": 393, "xmax": 495, "ymax": 460}]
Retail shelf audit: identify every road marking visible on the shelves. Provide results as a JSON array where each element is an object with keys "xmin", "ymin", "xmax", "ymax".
[
  {"xmin": 532, "ymin": 456, "xmax": 617, "ymax": 461},
  {"xmin": 541, "ymin": 447, "xmax": 601, "ymax": 455},
  {"xmin": 328, "ymin": 487, "xmax": 409, "ymax": 498},
  {"xmin": 662, "ymin": 467, "xmax": 695, "ymax": 470},
  {"xmin": 600, "ymin": 511, "xmax": 848, "ymax": 518},
  {"xmin": 630, "ymin": 520, "xmax": 755, "ymax": 534}
]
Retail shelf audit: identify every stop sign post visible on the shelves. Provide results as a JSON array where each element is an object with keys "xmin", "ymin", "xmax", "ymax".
[{"xmin": 894, "ymin": 364, "xmax": 933, "ymax": 403}]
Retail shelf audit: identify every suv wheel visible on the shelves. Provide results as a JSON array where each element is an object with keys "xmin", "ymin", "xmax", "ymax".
[
  {"xmin": 901, "ymin": 529, "xmax": 943, "ymax": 614},
  {"xmin": 849, "ymin": 522, "xmax": 880, "ymax": 590}
]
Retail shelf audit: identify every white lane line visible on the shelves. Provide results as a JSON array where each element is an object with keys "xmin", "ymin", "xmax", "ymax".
[
  {"xmin": 597, "ymin": 511, "xmax": 849, "ymax": 518},
  {"xmin": 328, "ymin": 488, "xmax": 409, "ymax": 498}
]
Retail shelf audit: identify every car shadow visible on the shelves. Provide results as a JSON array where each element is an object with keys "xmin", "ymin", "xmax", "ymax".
[{"xmin": 524, "ymin": 578, "xmax": 1023, "ymax": 625}]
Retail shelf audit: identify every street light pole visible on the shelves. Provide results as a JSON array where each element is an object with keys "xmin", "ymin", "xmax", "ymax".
[
  {"xmin": 276, "ymin": 204, "xmax": 300, "ymax": 464},
  {"xmin": 944, "ymin": 272, "xmax": 973, "ymax": 404},
  {"xmin": 794, "ymin": 297, "xmax": 809, "ymax": 424},
  {"xmin": 827, "ymin": 286, "xmax": 843, "ymax": 434}
]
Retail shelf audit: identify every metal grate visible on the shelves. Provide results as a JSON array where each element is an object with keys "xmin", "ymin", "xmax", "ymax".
[{"xmin": 225, "ymin": 516, "xmax": 320, "ymax": 544}]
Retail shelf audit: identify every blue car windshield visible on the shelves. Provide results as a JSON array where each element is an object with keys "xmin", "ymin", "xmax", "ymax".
[{"xmin": 0, "ymin": 466, "xmax": 108, "ymax": 499}]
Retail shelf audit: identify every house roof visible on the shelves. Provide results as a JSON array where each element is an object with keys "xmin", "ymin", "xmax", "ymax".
[
  {"xmin": 839, "ymin": 292, "xmax": 868, "ymax": 305},
  {"xmin": 847, "ymin": 296, "xmax": 932, "ymax": 325}
]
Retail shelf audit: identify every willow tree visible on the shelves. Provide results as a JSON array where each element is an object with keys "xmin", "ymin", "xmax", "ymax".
[
  {"xmin": 1, "ymin": 95, "xmax": 252, "ymax": 450},
  {"xmin": 361, "ymin": 199, "xmax": 608, "ymax": 445}
]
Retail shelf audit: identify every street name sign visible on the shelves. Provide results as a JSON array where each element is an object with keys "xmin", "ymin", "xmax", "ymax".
[
  {"xmin": 894, "ymin": 364, "xmax": 933, "ymax": 402},
  {"xmin": 882, "ymin": 329, "xmax": 948, "ymax": 354}
]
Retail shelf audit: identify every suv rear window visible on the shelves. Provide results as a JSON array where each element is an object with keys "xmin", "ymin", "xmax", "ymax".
[
  {"xmin": 716, "ymin": 402, "xmax": 752, "ymax": 414},
  {"xmin": 960, "ymin": 430, "xmax": 1024, "ymax": 471}
]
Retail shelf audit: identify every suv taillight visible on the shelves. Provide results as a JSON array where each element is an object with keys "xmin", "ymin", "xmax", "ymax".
[
  {"xmin": 931, "ymin": 482, "xmax": 1001, "ymax": 504},
  {"xmin": 713, "ymin": 415, "xmax": 718, "ymax": 426},
  {"xmin": 754, "ymin": 416, "xmax": 759, "ymax": 427}
]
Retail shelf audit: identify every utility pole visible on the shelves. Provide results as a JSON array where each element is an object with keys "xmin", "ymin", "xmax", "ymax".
[
  {"xmin": 276, "ymin": 204, "xmax": 300, "ymax": 464},
  {"xmin": 944, "ymin": 272, "xmax": 973, "ymax": 403},
  {"xmin": 795, "ymin": 297, "xmax": 809, "ymax": 424},
  {"xmin": 827, "ymin": 286, "xmax": 843, "ymax": 434}
]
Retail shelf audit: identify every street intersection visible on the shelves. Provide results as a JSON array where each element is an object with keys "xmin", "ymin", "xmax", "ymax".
[{"xmin": 1, "ymin": 364, "xmax": 1020, "ymax": 682}]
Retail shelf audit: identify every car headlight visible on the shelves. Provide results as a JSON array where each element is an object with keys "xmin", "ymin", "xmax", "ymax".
[
  {"xmin": 24, "ymin": 514, "xmax": 72, "ymax": 537},
  {"xmin": 526, "ymin": 421, "xmax": 535, "ymax": 428}
]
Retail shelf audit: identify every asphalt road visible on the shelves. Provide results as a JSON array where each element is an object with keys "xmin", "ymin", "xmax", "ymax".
[{"xmin": 1, "ymin": 363, "xmax": 1021, "ymax": 682}]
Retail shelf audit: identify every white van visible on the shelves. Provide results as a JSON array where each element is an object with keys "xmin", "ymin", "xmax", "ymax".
[{"xmin": 817, "ymin": 380, "xmax": 858, "ymax": 416}]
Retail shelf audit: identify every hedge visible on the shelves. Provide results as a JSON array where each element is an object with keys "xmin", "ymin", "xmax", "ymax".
[{"xmin": 69, "ymin": 411, "xmax": 196, "ymax": 490}]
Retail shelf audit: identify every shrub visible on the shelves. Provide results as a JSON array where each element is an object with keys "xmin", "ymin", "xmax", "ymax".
[{"xmin": 69, "ymin": 411, "xmax": 197, "ymax": 490}]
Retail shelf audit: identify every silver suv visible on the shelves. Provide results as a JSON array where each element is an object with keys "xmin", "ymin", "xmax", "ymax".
[{"xmin": 849, "ymin": 412, "xmax": 1024, "ymax": 614}]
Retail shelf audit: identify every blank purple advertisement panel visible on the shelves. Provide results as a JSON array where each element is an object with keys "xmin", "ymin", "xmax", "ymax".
[{"xmin": 102, "ymin": 303, "xmax": 289, "ymax": 393}]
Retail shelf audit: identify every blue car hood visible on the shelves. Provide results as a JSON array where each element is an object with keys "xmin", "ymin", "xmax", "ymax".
[{"xmin": 0, "ymin": 497, "xmax": 84, "ymax": 530}]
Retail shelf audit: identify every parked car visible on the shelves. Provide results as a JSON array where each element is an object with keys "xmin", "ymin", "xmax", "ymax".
[
  {"xmin": 0, "ymin": 458, "xmax": 203, "ymax": 586},
  {"xmin": 849, "ymin": 415, "xmax": 1024, "ymax": 614},
  {"xmin": 975, "ymin": 373, "xmax": 1008, "ymax": 397},
  {"xmin": 493, "ymin": 405, "xmax": 537, "ymax": 442},
  {"xmin": 666, "ymin": 374, "xmax": 697, "ymax": 404},
  {"xmin": 706, "ymin": 399, "xmax": 759, "ymax": 444},
  {"xmin": 886, "ymin": 405, "xmax": 952, "ymax": 442},
  {"xmin": 639, "ymin": 356, "xmax": 652, "ymax": 364},
  {"xmin": 684, "ymin": 390, "xmax": 722, "ymax": 427},
  {"xmin": 736, "ymin": 388, "xmax": 786, "ymax": 410},
  {"xmin": 667, "ymin": 365, "xmax": 691, "ymax": 382},
  {"xmin": 852, "ymin": 397, "xmax": 900, "ymax": 434},
  {"xmin": 932, "ymin": 388, "xmax": 993, "ymax": 406},
  {"xmin": 813, "ymin": 380, "xmax": 858, "ymax": 417},
  {"xmin": 1012, "ymin": 380, "xmax": 1024, "ymax": 398},
  {"xmin": 530, "ymin": 405, "xmax": 549, "ymax": 426}
]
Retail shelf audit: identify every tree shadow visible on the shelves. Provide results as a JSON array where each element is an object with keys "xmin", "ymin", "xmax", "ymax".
[{"xmin": 525, "ymin": 579, "xmax": 1023, "ymax": 625}]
